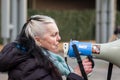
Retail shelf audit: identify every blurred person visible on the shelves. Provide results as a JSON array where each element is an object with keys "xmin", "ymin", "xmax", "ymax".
[
  {"xmin": 109, "ymin": 26, "xmax": 120, "ymax": 42},
  {"xmin": 0, "ymin": 15, "xmax": 93, "ymax": 80}
]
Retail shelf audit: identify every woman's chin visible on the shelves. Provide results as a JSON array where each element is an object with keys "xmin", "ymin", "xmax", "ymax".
[{"xmin": 52, "ymin": 49, "xmax": 59, "ymax": 53}]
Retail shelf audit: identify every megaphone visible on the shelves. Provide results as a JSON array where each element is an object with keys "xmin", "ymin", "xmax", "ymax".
[{"xmin": 64, "ymin": 39, "xmax": 120, "ymax": 68}]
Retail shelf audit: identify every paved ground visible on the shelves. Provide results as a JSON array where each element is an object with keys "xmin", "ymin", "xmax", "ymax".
[{"xmin": 0, "ymin": 55, "xmax": 120, "ymax": 80}]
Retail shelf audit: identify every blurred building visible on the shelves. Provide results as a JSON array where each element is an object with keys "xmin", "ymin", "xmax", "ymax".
[
  {"xmin": 27, "ymin": 0, "xmax": 120, "ymax": 11},
  {"xmin": 27, "ymin": 0, "xmax": 95, "ymax": 10}
]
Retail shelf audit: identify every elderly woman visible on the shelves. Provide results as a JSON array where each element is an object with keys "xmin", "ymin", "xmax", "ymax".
[{"xmin": 0, "ymin": 15, "xmax": 92, "ymax": 80}]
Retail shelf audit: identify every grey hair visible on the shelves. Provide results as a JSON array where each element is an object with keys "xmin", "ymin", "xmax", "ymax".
[{"xmin": 25, "ymin": 15, "xmax": 56, "ymax": 39}]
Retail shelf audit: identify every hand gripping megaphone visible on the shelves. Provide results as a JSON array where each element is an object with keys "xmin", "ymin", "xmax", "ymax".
[{"xmin": 64, "ymin": 39, "xmax": 120, "ymax": 67}]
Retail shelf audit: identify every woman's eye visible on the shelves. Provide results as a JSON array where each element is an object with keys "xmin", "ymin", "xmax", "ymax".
[
  {"xmin": 51, "ymin": 33, "xmax": 57, "ymax": 37},
  {"xmin": 51, "ymin": 34, "xmax": 56, "ymax": 37}
]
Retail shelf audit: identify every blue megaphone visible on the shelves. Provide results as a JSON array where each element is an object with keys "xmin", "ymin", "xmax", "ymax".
[
  {"xmin": 65, "ymin": 39, "xmax": 120, "ymax": 68},
  {"xmin": 68, "ymin": 40, "xmax": 92, "ymax": 57}
]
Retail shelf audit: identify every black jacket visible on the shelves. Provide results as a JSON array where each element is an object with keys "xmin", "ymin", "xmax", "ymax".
[
  {"xmin": 0, "ymin": 42, "xmax": 59, "ymax": 80},
  {"xmin": 0, "ymin": 42, "xmax": 84, "ymax": 80}
]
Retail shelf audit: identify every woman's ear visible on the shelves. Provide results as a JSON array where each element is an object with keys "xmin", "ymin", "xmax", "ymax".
[
  {"xmin": 35, "ymin": 36, "xmax": 40, "ymax": 42},
  {"xmin": 34, "ymin": 36, "xmax": 41, "ymax": 46}
]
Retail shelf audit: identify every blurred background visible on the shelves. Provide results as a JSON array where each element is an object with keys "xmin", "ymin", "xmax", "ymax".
[{"xmin": 0, "ymin": 0, "xmax": 120, "ymax": 80}]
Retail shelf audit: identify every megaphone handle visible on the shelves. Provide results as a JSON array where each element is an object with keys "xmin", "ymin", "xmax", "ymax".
[
  {"xmin": 72, "ymin": 44, "xmax": 88, "ymax": 80},
  {"xmin": 87, "ymin": 56, "xmax": 94, "ymax": 68}
]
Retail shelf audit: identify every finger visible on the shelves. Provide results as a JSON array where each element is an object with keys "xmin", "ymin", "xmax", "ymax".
[
  {"xmin": 82, "ymin": 58, "xmax": 89, "ymax": 62},
  {"xmin": 83, "ymin": 62, "xmax": 92, "ymax": 66},
  {"xmin": 84, "ymin": 67, "xmax": 93, "ymax": 74}
]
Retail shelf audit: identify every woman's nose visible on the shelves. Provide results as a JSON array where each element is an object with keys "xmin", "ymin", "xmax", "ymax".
[{"xmin": 57, "ymin": 35, "xmax": 61, "ymax": 41}]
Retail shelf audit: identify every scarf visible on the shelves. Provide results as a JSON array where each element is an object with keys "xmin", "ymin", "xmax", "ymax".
[{"xmin": 42, "ymin": 48, "xmax": 73, "ymax": 76}]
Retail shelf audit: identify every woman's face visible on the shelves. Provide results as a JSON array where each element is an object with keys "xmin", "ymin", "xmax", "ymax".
[{"xmin": 38, "ymin": 23, "xmax": 61, "ymax": 53}]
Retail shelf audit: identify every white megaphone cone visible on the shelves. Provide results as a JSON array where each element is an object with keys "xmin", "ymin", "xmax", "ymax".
[
  {"xmin": 64, "ymin": 39, "xmax": 120, "ymax": 68},
  {"xmin": 93, "ymin": 39, "xmax": 120, "ymax": 67}
]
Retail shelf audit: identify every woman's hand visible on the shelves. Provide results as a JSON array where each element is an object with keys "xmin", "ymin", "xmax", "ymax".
[{"xmin": 74, "ymin": 58, "xmax": 93, "ymax": 77}]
